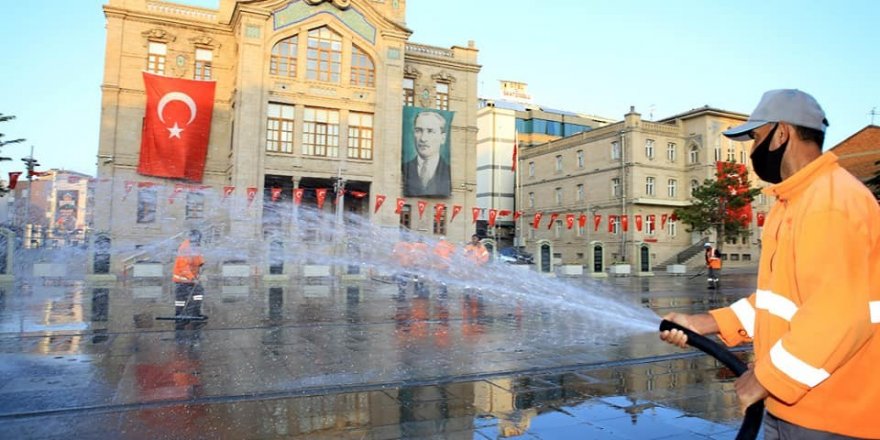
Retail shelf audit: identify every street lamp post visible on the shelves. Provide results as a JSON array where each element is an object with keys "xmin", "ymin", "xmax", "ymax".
[{"xmin": 21, "ymin": 146, "xmax": 40, "ymax": 248}]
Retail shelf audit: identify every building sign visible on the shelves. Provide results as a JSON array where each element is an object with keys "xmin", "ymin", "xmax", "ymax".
[{"xmin": 500, "ymin": 80, "xmax": 531, "ymax": 103}]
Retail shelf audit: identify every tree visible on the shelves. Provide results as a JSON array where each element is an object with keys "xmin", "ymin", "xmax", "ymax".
[
  {"xmin": 673, "ymin": 162, "xmax": 762, "ymax": 251},
  {"xmin": 0, "ymin": 114, "xmax": 26, "ymax": 196}
]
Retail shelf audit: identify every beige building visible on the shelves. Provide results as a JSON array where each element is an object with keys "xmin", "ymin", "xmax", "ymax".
[
  {"xmin": 5, "ymin": 170, "xmax": 94, "ymax": 248},
  {"xmin": 518, "ymin": 105, "xmax": 771, "ymax": 272},
  {"xmin": 475, "ymin": 85, "xmax": 613, "ymax": 246},
  {"xmin": 95, "ymin": 0, "xmax": 480, "ymax": 271}
]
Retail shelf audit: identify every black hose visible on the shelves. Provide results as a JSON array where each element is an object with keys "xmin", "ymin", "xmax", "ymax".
[{"xmin": 660, "ymin": 320, "xmax": 763, "ymax": 440}]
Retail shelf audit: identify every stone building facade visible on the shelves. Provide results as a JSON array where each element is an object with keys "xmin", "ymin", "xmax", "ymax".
[
  {"xmin": 475, "ymin": 96, "xmax": 612, "ymax": 246},
  {"xmin": 518, "ymin": 106, "xmax": 772, "ymax": 271},
  {"xmin": 94, "ymin": 0, "xmax": 480, "ymax": 270}
]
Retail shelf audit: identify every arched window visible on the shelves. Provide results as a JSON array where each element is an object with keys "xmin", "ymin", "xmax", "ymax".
[
  {"xmin": 689, "ymin": 144, "xmax": 699, "ymax": 164},
  {"xmin": 350, "ymin": 45, "xmax": 375, "ymax": 87},
  {"xmin": 270, "ymin": 35, "xmax": 298, "ymax": 78},
  {"xmin": 307, "ymin": 27, "xmax": 342, "ymax": 82}
]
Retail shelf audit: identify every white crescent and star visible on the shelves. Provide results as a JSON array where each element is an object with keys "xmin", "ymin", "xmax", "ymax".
[{"xmin": 157, "ymin": 92, "xmax": 198, "ymax": 139}]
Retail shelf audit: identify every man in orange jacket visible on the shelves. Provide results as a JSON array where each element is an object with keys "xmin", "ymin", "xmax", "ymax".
[
  {"xmin": 463, "ymin": 234, "xmax": 489, "ymax": 266},
  {"xmin": 172, "ymin": 230, "xmax": 205, "ymax": 320},
  {"xmin": 660, "ymin": 90, "xmax": 880, "ymax": 439},
  {"xmin": 704, "ymin": 243, "xmax": 722, "ymax": 289}
]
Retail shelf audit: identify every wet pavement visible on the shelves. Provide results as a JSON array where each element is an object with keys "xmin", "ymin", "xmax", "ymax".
[{"xmin": 0, "ymin": 270, "xmax": 759, "ymax": 439}]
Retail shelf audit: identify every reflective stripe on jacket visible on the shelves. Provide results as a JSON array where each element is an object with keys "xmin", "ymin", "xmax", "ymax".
[{"xmin": 709, "ymin": 153, "xmax": 880, "ymax": 438}]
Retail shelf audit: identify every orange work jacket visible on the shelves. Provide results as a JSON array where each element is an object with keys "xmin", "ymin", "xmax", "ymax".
[
  {"xmin": 172, "ymin": 239, "xmax": 204, "ymax": 283},
  {"xmin": 432, "ymin": 240, "xmax": 456, "ymax": 270},
  {"xmin": 392, "ymin": 241, "xmax": 413, "ymax": 268},
  {"xmin": 464, "ymin": 242, "xmax": 489, "ymax": 265},
  {"xmin": 709, "ymin": 153, "xmax": 880, "ymax": 438}
]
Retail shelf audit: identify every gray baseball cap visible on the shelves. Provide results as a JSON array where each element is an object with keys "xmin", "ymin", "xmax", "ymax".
[{"xmin": 723, "ymin": 89, "xmax": 829, "ymax": 141}]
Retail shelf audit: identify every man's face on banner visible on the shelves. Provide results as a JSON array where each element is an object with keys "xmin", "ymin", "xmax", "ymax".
[{"xmin": 413, "ymin": 112, "xmax": 446, "ymax": 160}]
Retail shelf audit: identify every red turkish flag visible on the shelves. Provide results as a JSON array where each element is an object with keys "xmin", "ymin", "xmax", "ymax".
[
  {"xmin": 757, "ymin": 212, "xmax": 766, "ymax": 227},
  {"xmin": 374, "ymin": 194, "xmax": 386, "ymax": 213},
  {"xmin": 334, "ymin": 189, "xmax": 345, "ymax": 205},
  {"xmin": 548, "ymin": 213, "xmax": 559, "ymax": 229},
  {"xmin": 394, "ymin": 197, "xmax": 406, "ymax": 214},
  {"xmin": 434, "ymin": 203, "xmax": 446, "ymax": 222},
  {"xmin": 138, "ymin": 72, "xmax": 215, "ymax": 182},
  {"xmin": 451, "ymin": 205, "xmax": 462, "ymax": 222},
  {"xmin": 246, "ymin": 187, "xmax": 257, "ymax": 206},
  {"xmin": 511, "ymin": 141, "xmax": 518, "ymax": 172},
  {"xmin": 222, "ymin": 186, "xmax": 235, "ymax": 199},
  {"xmin": 647, "ymin": 214, "xmax": 656, "ymax": 233},
  {"xmin": 349, "ymin": 190, "xmax": 367, "ymax": 199},
  {"xmin": 7, "ymin": 172, "xmax": 22, "ymax": 189},
  {"xmin": 608, "ymin": 215, "xmax": 616, "ymax": 233},
  {"xmin": 168, "ymin": 183, "xmax": 185, "ymax": 204},
  {"xmin": 513, "ymin": 210, "xmax": 523, "ymax": 221},
  {"xmin": 293, "ymin": 188, "xmax": 304, "ymax": 205},
  {"xmin": 621, "ymin": 215, "xmax": 629, "ymax": 232},
  {"xmin": 670, "ymin": 213, "xmax": 678, "ymax": 222},
  {"xmin": 498, "ymin": 210, "xmax": 512, "ymax": 217},
  {"xmin": 472, "ymin": 207, "xmax": 481, "ymax": 224},
  {"xmin": 594, "ymin": 214, "xmax": 602, "ymax": 231},
  {"xmin": 635, "ymin": 215, "xmax": 643, "ymax": 232},
  {"xmin": 417, "ymin": 200, "xmax": 427, "ymax": 218},
  {"xmin": 487, "ymin": 209, "xmax": 497, "ymax": 227},
  {"xmin": 566, "ymin": 214, "xmax": 575, "ymax": 229},
  {"xmin": 316, "ymin": 188, "xmax": 328, "ymax": 209},
  {"xmin": 122, "ymin": 181, "xmax": 136, "ymax": 200},
  {"xmin": 533, "ymin": 212, "xmax": 543, "ymax": 230},
  {"xmin": 270, "ymin": 187, "xmax": 281, "ymax": 202},
  {"xmin": 661, "ymin": 213, "xmax": 668, "ymax": 230},
  {"xmin": 578, "ymin": 214, "xmax": 587, "ymax": 229}
]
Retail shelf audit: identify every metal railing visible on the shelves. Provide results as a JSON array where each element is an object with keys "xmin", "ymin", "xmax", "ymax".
[
  {"xmin": 658, "ymin": 237, "xmax": 710, "ymax": 267},
  {"xmin": 120, "ymin": 223, "xmax": 220, "ymax": 278}
]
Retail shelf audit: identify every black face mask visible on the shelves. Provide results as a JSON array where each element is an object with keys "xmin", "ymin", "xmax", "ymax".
[{"xmin": 749, "ymin": 124, "xmax": 788, "ymax": 184}]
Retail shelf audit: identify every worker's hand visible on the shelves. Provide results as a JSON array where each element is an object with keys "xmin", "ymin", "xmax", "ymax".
[
  {"xmin": 734, "ymin": 366, "xmax": 769, "ymax": 415},
  {"xmin": 658, "ymin": 312, "xmax": 697, "ymax": 348}
]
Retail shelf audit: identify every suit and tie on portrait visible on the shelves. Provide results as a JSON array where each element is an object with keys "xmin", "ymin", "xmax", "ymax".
[{"xmin": 403, "ymin": 109, "xmax": 453, "ymax": 197}]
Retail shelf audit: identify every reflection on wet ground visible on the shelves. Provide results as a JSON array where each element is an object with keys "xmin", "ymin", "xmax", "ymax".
[{"xmin": 0, "ymin": 271, "xmax": 757, "ymax": 439}]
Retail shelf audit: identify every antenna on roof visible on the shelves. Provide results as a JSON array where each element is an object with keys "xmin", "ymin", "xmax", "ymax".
[{"xmin": 870, "ymin": 107, "xmax": 878, "ymax": 125}]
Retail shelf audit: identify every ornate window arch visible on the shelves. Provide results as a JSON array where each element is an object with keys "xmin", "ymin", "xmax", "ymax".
[
  {"xmin": 350, "ymin": 44, "xmax": 374, "ymax": 87},
  {"xmin": 270, "ymin": 35, "xmax": 298, "ymax": 78},
  {"xmin": 306, "ymin": 26, "xmax": 342, "ymax": 83}
]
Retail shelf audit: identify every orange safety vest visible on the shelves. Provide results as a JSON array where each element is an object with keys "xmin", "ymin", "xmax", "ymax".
[
  {"xmin": 392, "ymin": 241, "xmax": 413, "ymax": 268},
  {"xmin": 464, "ymin": 242, "xmax": 489, "ymax": 265},
  {"xmin": 172, "ymin": 239, "xmax": 204, "ymax": 283},
  {"xmin": 708, "ymin": 255, "xmax": 722, "ymax": 270},
  {"xmin": 709, "ymin": 153, "xmax": 880, "ymax": 438},
  {"xmin": 432, "ymin": 240, "xmax": 456, "ymax": 270}
]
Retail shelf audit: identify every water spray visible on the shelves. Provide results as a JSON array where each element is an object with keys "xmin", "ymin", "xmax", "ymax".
[{"xmin": 659, "ymin": 320, "xmax": 763, "ymax": 440}]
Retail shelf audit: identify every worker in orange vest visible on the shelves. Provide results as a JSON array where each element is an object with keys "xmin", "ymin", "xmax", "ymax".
[
  {"xmin": 463, "ymin": 234, "xmax": 489, "ymax": 266},
  {"xmin": 704, "ymin": 243, "xmax": 722, "ymax": 289},
  {"xmin": 172, "ymin": 230, "xmax": 205, "ymax": 320},
  {"xmin": 661, "ymin": 89, "xmax": 880, "ymax": 438},
  {"xmin": 392, "ymin": 237, "xmax": 414, "ymax": 291},
  {"xmin": 432, "ymin": 237, "xmax": 456, "ymax": 295}
]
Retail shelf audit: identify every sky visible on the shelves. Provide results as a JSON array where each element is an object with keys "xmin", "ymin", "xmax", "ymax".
[{"xmin": 1, "ymin": 0, "xmax": 878, "ymax": 178}]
